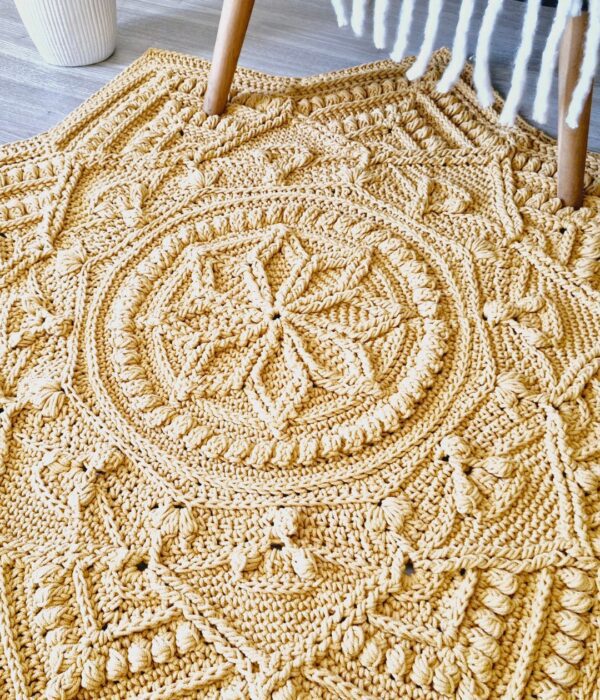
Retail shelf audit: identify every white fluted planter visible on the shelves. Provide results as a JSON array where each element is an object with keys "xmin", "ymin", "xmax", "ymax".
[{"xmin": 14, "ymin": 0, "xmax": 117, "ymax": 66}]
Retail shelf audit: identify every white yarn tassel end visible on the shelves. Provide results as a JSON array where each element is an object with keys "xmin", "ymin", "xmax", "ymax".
[
  {"xmin": 436, "ymin": 0, "xmax": 476, "ymax": 93},
  {"xmin": 330, "ymin": 0, "xmax": 596, "ymax": 128},
  {"xmin": 351, "ymin": 0, "xmax": 368, "ymax": 36},
  {"xmin": 406, "ymin": 0, "xmax": 445, "ymax": 80},
  {"xmin": 499, "ymin": 0, "xmax": 542, "ymax": 125},
  {"xmin": 390, "ymin": 0, "xmax": 416, "ymax": 61},
  {"xmin": 373, "ymin": 0, "xmax": 391, "ymax": 49},
  {"xmin": 532, "ymin": 0, "xmax": 576, "ymax": 123},
  {"xmin": 331, "ymin": 0, "xmax": 349, "ymax": 27},
  {"xmin": 565, "ymin": 0, "xmax": 599, "ymax": 128},
  {"xmin": 474, "ymin": 0, "xmax": 504, "ymax": 108}
]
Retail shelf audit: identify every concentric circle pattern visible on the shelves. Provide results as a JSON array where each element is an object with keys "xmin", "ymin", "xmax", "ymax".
[{"xmin": 93, "ymin": 197, "xmax": 468, "ymax": 477}]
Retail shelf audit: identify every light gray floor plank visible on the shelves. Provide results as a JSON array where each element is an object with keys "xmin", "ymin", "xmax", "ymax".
[{"xmin": 0, "ymin": 0, "xmax": 598, "ymax": 150}]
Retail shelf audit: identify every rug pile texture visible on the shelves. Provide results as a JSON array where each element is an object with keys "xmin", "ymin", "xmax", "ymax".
[{"xmin": 0, "ymin": 49, "xmax": 599, "ymax": 699}]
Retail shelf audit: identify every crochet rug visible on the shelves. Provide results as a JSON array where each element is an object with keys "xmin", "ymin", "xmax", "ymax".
[{"xmin": 0, "ymin": 48, "xmax": 599, "ymax": 700}]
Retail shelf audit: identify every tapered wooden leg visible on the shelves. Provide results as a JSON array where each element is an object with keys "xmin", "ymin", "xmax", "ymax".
[
  {"xmin": 557, "ymin": 12, "xmax": 592, "ymax": 209},
  {"xmin": 203, "ymin": 0, "xmax": 255, "ymax": 115}
]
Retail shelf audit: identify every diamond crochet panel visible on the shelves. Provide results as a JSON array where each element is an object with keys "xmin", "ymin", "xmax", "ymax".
[{"xmin": 0, "ymin": 48, "xmax": 598, "ymax": 699}]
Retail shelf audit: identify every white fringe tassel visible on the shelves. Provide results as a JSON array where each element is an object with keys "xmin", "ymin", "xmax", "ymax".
[
  {"xmin": 473, "ymin": 0, "xmax": 504, "ymax": 107},
  {"xmin": 351, "ymin": 0, "xmax": 368, "ymax": 36},
  {"xmin": 499, "ymin": 0, "xmax": 542, "ymax": 124},
  {"xmin": 331, "ymin": 0, "xmax": 349, "ymax": 27},
  {"xmin": 532, "ymin": 0, "xmax": 576, "ymax": 122},
  {"xmin": 406, "ymin": 0, "xmax": 445, "ymax": 80},
  {"xmin": 334, "ymin": 0, "xmax": 596, "ymax": 127},
  {"xmin": 566, "ymin": 0, "xmax": 599, "ymax": 128},
  {"xmin": 436, "ymin": 0, "xmax": 476, "ymax": 93},
  {"xmin": 374, "ymin": 0, "xmax": 391, "ymax": 49},
  {"xmin": 390, "ymin": 0, "xmax": 416, "ymax": 61}
]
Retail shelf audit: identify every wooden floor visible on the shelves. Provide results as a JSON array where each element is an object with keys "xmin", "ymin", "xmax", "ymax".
[{"xmin": 0, "ymin": 0, "xmax": 598, "ymax": 149}]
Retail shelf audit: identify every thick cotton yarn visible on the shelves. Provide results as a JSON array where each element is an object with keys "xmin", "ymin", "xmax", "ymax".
[{"xmin": 0, "ymin": 48, "xmax": 599, "ymax": 700}]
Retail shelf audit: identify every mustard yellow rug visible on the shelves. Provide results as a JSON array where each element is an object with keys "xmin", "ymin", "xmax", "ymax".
[{"xmin": 0, "ymin": 48, "xmax": 599, "ymax": 700}]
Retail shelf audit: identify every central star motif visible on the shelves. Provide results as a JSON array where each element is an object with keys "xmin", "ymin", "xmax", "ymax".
[{"xmin": 165, "ymin": 225, "xmax": 407, "ymax": 436}]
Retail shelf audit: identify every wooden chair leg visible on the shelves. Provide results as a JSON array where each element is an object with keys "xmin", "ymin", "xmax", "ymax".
[
  {"xmin": 203, "ymin": 0, "xmax": 255, "ymax": 116},
  {"xmin": 557, "ymin": 11, "xmax": 593, "ymax": 209}
]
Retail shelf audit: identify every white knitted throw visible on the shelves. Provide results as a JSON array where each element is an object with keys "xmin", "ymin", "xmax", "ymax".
[{"xmin": 333, "ymin": 0, "xmax": 598, "ymax": 128}]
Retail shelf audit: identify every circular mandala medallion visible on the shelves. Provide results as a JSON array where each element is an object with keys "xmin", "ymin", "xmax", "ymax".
[{"xmin": 87, "ymin": 193, "xmax": 475, "ymax": 487}]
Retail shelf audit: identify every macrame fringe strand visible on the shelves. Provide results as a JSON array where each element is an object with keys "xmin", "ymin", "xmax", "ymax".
[
  {"xmin": 473, "ymin": 0, "xmax": 505, "ymax": 107},
  {"xmin": 374, "ymin": 0, "xmax": 391, "ymax": 49},
  {"xmin": 337, "ymin": 0, "xmax": 596, "ymax": 126},
  {"xmin": 437, "ymin": 0, "xmax": 476, "ymax": 93},
  {"xmin": 331, "ymin": 0, "xmax": 349, "ymax": 27},
  {"xmin": 532, "ymin": 0, "xmax": 578, "ymax": 122},
  {"xmin": 499, "ymin": 0, "xmax": 542, "ymax": 125},
  {"xmin": 390, "ymin": 0, "xmax": 416, "ymax": 61},
  {"xmin": 351, "ymin": 0, "xmax": 368, "ymax": 36},
  {"xmin": 566, "ymin": 0, "xmax": 599, "ymax": 128},
  {"xmin": 406, "ymin": 0, "xmax": 445, "ymax": 80}
]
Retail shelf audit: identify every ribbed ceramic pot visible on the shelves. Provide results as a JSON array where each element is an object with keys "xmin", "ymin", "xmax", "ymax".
[{"xmin": 14, "ymin": 0, "xmax": 117, "ymax": 66}]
